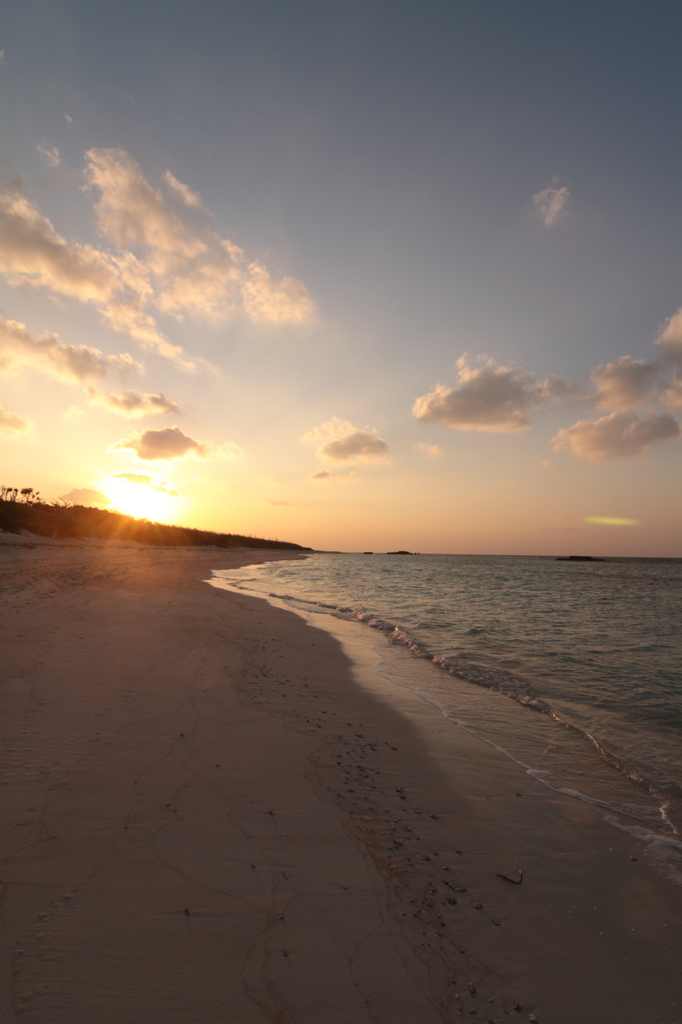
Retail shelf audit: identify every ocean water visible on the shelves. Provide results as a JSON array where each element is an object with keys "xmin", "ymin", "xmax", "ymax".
[{"xmin": 211, "ymin": 553, "xmax": 682, "ymax": 880}]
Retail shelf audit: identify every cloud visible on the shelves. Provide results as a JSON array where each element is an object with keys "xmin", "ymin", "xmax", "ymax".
[
  {"xmin": 37, "ymin": 144, "xmax": 60, "ymax": 168},
  {"xmin": 0, "ymin": 149, "xmax": 316, "ymax": 370},
  {"xmin": 163, "ymin": 171, "xmax": 205, "ymax": 209},
  {"xmin": 413, "ymin": 442, "xmax": 442, "ymax": 458},
  {"xmin": 302, "ymin": 417, "xmax": 389, "ymax": 463},
  {"xmin": 85, "ymin": 148, "xmax": 315, "ymax": 327},
  {"xmin": 61, "ymin": 487, "xmax": 112, "ymax": 505},
  {"xmin": 413, "ymin": 355, "xmax": 556, "ymax": 432},
  {"xmin": 0, "ymin": 317, "xmax": 141, "ymax": 382},
  {"xmin": 112, "ymin": 472, "xmax": 179, "ymax": 495},
  {"xmin": 533, "ymin": 183, "xmax": 570, "ymax": 226},
  {"xmin": 215, "ymin": 441, "xmax": 244, "ymax": 458},
  {"xmin": 0, "ymin": 187, "xmax": 184, "ymax": 364},
  {"xmin": 662, "ymin": 376, "xmax": 682, "ymax": 407},
  {"xmin": 307, "ymin": 468, "xmax": 358, "ymax": 481},
  {"xmin": 0, "ymin": 189, "xmax": 122, "ymax": 301},
  {"xmin": 0, "ymin": 403, "xmax": 31, "ymax": 433},
  {"xmin": 654, "ymin": 308, "xmax": 682, "ymax": 364},
  {"xmin": 241, "ymin": 262, "xmax": 317, "ymax": 326},
  {"xmin": 265, "ymin": 499, "xmax": 290, "ymax": 506},
  {"xmin": 85, "ymin": 387, "xmax": 181, "ymax": 417},
  {"xmin": 591, "ymin": 356, "xmax": 660, "ymax": 409},
  {"xmin": 86, "ymin": 149, "xmax": 206, "ymax": 274},
  {"xmin": 540, "ymin": 459, "xmax": 554, "ymax": 469},
  {"xmin": 111, "ymin": 426, "xmax": 211, "ymax": 461},
  {"xmin": 552, "ymin": 410, "xmax": 679, "ymax": 461}
]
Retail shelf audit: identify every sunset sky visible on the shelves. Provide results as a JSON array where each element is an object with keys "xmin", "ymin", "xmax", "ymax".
[{"xmin": 1, "ymin": 0, "xmax": 681, "ymax": 555}]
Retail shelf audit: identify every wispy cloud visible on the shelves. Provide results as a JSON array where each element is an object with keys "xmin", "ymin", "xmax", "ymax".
[
  {"xmin": 85, "ymin": 387, "xmax": 181, "ymax": 417},
  {"xmin": 412, "ymin": 442, "xmax": 442, "ymax": 458},
  {"xmin": 0, "ymin": 403, "xmax": 31, "ymax": 433},
  {"xmin": 37, "ymin": 144, "xmax": 60, "ymax": 168},
  {"xmin": 0, "ymin": 148, "xmax": 316, "ymax": 372},
  {"xmin": 0, "ymin": 317, "xmax": 141, "ymax": 382},
  {"xmin": 112, "ymin": 472, "xmax": 179, "ymax": 495},
  {"xmin": 533, "ymin": 183, "xmax": 570, "ymax": 226},
  {"xmin": 552, "ymin": 410, "xmax": 679, "ymax": 461},
  {"xmin": 302, "ymin": 417, "xmax": 389, "ymax": 463}
]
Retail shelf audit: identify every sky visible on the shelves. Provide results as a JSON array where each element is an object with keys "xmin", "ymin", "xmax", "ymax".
[{"xmin": 1, "ymin": 0, "xmax": 681, "ymax": 555}]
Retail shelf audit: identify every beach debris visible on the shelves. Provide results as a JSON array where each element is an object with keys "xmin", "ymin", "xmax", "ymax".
[
  {"xmin": 468, "ymin": 982, "xmax": 476, "ymax": 994},
  {"xmin": 473, "ymin": 902, "xmax": 482, "ymax": 909},
  {"xmin": 629, "ymin": 855, "xmax": 637, "ymax": 861},
  {"xmin": 183, "ymin": 908, "xmax": 190, "ymax": 915},
  {"xmin": 430, "ymin": 812, "xmax": 439, "ymax": 819},
  {"xmin": 512, "ymin": 1003, "xmax": 521, "ymax": 1011},
  {"xmin": 497, "ymin": 870, "xmax": 523, "ymax": 885},
  {"xmin": 528, "ymin": 1016, "xmax": 539, "ymax": 1023},
  {"xmin": 447, "ymin": 897, "xmax": 458, "ymax": 905},
  {"xmin": 282, "ymin": 950, "xmax": 289, "ymax": 957}
]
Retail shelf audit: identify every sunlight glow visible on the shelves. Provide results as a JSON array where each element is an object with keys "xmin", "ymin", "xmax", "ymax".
[{"xmin": 103, "ymin": 478, "xmax": 180, "ymax": 523}]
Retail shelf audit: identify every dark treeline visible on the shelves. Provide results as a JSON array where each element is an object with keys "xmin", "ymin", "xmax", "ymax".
[{"xmin": 0, "ymin": 491, "xmax": 311, "ymax": 551}]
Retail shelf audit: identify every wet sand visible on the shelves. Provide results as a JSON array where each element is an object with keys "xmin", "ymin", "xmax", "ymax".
[{"xmin": 0, "ymin": 540, "xmax": 681, "ymax": 1024}]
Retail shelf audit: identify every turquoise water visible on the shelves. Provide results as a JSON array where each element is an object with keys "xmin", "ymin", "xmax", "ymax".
[{"xmin": 212, "ymin": 553, "xmax": 682, "ymax": 875}]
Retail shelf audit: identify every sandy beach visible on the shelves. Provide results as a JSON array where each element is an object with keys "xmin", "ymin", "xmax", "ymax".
[{"xmin": 1, "ymin": 541, "xmax": 681, "ymax": 1024}]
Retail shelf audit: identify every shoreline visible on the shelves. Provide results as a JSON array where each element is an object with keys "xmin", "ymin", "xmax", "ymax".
[{"xmin": 1, "ymin": 542, "xmax": 681, "ymax": 1023}]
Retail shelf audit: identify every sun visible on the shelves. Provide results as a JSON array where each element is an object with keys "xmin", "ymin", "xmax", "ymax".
[{"xmin": 103, "ymin": 478, "xmax": 180, "ymax": 523}]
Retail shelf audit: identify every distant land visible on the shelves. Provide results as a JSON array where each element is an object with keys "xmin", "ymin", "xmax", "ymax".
[{"xmin": 0, "ymin": 495, "xmax": 311, "ymax": 551}]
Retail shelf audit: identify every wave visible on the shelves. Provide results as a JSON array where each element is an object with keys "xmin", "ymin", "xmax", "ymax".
[{"xmin": 211, "ymin": 572, "xmax": 682, "ymax": 864}]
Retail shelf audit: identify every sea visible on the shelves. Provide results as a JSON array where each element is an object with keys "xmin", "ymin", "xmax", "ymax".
[{"xmin": 210, "ymin": 552, "xmax": 682, "ymax": 883}]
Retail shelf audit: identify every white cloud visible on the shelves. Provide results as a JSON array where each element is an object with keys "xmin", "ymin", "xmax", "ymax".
[
  {"xmin": 654, "ymin": 308, "xmax": 682, "ymax": 364},
  {"xmin": 112, "ymin": 473, "xmax": 178, "ymax": 495},
  {"xmin": 86, "ymin": 149, "xmax": 206, "ymax": 274},
  {"xmin": 85, "ymin": 148, "xmax": 316, "ymax": 327},
  {"xmin": 0, "ymin": 187, "xmax": 185, "ymax": 364},
  {"xmin": 413, "ymin": 355, "xmax": 555, "ymax": 432},
  {"xmin": 241, "ymin": 262, "xmax": 317, "ymax": 327},
  {"xmin": 37, "ymin": 144, "xmax": 60, "ymax": 168},
  {"xmin": 0, "ymin": 403, "xmax": 31, "ymax": 433},
  {"xmin": 163, "ymin": 171, "xmax": 204, "ymax": 209},
  {"xmin": 591, "ymin": 356, "xmax": 660, "ymax": 410},
  {"xmin": 85, "ymin": 387, "xmax": 181, "ymax": 417},
  {"xmin": 0, "ymin": 317, "xmax": 141, "ymax": 382},
  {"xmin": 111, "ymin": 426, "xmax": 211, "ymax": 461},
  {"xmin": 533, "ymin": 183, "xmax": 570, "ymax": 227},
  {"xmin": 552, "ymin": 410, "xmax": 680, "ymax": 461},
  {"xmin": 413, "ymin": 442, "xmax": 442, "ymax": 458},
  {"xmin": 61, "ymin": 487, "xmax": 111, "ymax": 505},
  {"xmin": 0, "ymin": 148, "xmax": 316, "ymax": 371},
  {"xmin": 302, "ymin": 417, "xmax": 389, "ymax": 463}
]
